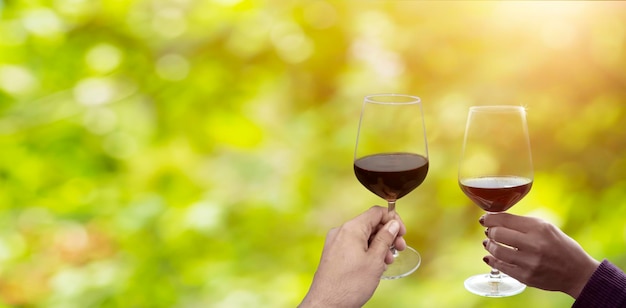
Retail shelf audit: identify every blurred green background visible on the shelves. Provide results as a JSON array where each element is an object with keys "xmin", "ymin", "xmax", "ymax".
[{"xmin": 1, "ymin": 0, "xmax": 625, "ymax": 307}]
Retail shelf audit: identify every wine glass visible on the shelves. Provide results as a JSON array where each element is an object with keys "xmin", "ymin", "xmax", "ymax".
[
  {"xmin": 354, "ymin": 94, "xmax": 429, "ymax": 279},
  {"xmin": 458, "ymin": 105, "xmax": 533, "ymax": 297}
]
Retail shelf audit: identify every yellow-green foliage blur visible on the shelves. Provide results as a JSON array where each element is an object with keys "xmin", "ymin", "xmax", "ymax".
[{"xmin": 0, "ymin": 1, "xmax": 625, "ymax": 307}]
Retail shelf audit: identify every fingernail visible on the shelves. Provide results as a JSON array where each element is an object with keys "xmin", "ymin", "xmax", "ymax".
[
  {"xmin": 479, "ymin": 215, "xmax": 485, "ymax": 225},
  {"xmin": 483, "ymin": 257, "xmax": 489, "ymax": 265},
  {"xmin": 388, "ymin": 220, "xmax": 399, "ymax": 236},
  {"xmin": 482, "ymin": 239, "xmax": 488, "ymax": 248},
  {"xmin": 484, "ymin": 228, "xmax": 489, "ymax": 237}
]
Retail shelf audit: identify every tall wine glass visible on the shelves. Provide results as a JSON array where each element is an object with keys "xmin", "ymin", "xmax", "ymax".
[
  {"xmin": 354, "ymin": 94, "xmax": 429, "ymax": 279},
  {"xmin": 458, "ymin": 105, "xmax": 533, "ymax": 297}
]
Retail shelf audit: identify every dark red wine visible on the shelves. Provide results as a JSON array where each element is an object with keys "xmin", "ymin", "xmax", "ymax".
[
  {"xmin": 354, "ymin": 153, "xmax": 429, "ymax": 201},
  {"xmin": 459, "ymin": 176, "xmax": 532, "ymax": 212}
]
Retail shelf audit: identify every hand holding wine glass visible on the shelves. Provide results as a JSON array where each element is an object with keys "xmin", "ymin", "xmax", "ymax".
[
  {"xmin": 354, "ymin": 94, "xmax": 429, "ymax": 279},
  {"xmin": 458, "ymin": 105, "xmax": 533, "ymax": 297},
  {"xmin": 299, "ymin": 206, "xmax": 407, "ymax": 308}
]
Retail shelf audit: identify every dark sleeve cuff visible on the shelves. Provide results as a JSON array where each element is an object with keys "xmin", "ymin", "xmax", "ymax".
[{"xmin": 572, "ymin": 259, "xmax": 626, "ymax": 308}]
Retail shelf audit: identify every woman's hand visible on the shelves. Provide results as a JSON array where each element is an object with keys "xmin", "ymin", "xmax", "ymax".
[{"xmin": 480, "ymin": 212, "xmax": 600, "ymax": 298}]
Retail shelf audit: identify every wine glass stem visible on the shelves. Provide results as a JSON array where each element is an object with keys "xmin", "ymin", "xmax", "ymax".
[
  {"xmin": 388, "ymin": 200, "xmax": 396, "ymax": 214},
  {"xmin": 490, "ymin": 268, "xmax": 501, "ymax": 279},
  {"xmin": 388, "ymin": 200, "xmax": 398, "ymax": 256}
]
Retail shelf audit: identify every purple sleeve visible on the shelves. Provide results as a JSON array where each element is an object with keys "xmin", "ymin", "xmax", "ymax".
[{"xmin": 572, "ymin": 259, "xmax": 626, "ymax": 308}]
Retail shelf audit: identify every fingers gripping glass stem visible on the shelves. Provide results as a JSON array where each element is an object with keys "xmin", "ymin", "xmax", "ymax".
[{"xmin": 387, "ymin": 201, "xmax": 399, "ymax": 256}]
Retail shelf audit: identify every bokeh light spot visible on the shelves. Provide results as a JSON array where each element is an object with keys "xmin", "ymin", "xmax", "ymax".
[
  {"xmin": 185, "ymin": 201, "xmax": 223, "ymax": 233},
  {"xmin": 86, "ymin": 43, "xmax": 123, "ymax": 74},
  {"xmin": 73, "ymin": 77, "xmax": 116, "ymax": 106},
  {"xmin": 152, "ymin": 8, "xmax": 187, "ymax": 38},
  {"xmin": 156, "ymin": 54, "xmax": 190, "ymax": 81},
  {"xmin": 271, "ymin": 21, "xmax": 314, "ymax": 64},
  {"xmin": 83, "ymin": 107, "xmax": 118, "ymax": 135},
  {"xmin": 22, "ymin": 8, "xmax": 64, "ymax": 37},
  {"xmin": 0, "ymin": 65, "xmax": 38, "ymax": 96}
]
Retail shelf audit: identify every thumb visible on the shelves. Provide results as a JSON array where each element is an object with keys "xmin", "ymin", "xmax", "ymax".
[{"xmin": 369, "ymin": 220, "xmax": 400, "ymax": 258}]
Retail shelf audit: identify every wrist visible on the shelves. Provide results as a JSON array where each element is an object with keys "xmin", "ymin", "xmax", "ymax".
[
  {"xmin": 299, "ymin": 287, "xmax": 327, "ymax": 308},
  {"xmin": 299, "ymin": 296, "xmax": 342, "ymax": 308},
  {"xmin": 566, "ymin": 257, "xmax": 600, "ymax": 299},
  {"xmin": 299, "ymin": 285, "xmax": 338, "ymax": 308},
  {"xmin": 300, "ymin": 287, "xmax": 361, "ymax": 308},
  {"xmin": 298, "ymin": 297, "xmax": 321, "ymax": 308}
]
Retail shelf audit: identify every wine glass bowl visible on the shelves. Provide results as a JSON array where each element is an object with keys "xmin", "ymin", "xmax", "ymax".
[
  {"xmin": 354, "ymin": 94, "xmax": 428, "ymax": 279},
  {"xmin": 459, "ymin": 176, "xmax": 532, "ymax": 213},
  {"xmin": 459, "ymin": 105, "xmax": 533, "ymax": 297},
  {"xmin": 354, "ymin": 152, "xmax": 428, "ymax": 201}
]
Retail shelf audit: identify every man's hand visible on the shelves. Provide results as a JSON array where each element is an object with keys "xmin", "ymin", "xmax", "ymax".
[{"xmin": 300, "ymin": 206, "xmax": 406, "ymax": 308}]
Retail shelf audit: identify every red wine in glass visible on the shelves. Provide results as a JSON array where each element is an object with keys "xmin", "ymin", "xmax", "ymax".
[
  {"xmin": 459, "ymin": 176, "xmax": 532, "ymax": 213},
  {"xmin": 354, "ymin": 153, "xmax": 429, "ymax": 201}
]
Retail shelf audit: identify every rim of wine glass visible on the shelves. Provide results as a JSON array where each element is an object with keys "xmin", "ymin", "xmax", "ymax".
[
  {"xmin": 469, "ymin": 105, "xmax": 526, "ymax": 112},
  {"xmin": 364, "ymin": 93, "xmax": 421, "ymax": 105}
]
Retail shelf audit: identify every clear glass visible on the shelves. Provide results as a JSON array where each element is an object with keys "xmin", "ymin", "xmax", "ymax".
[
  {"xmin": 458, "ymin": 105, "xmax": 533, "ymax": 297},
  {"xmin": 354, "ymin": 94, "xmax": 429, "ymax": 279}
]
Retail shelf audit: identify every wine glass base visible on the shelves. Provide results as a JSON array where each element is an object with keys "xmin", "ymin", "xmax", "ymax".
[
  {"xmin": 381, "ymin": 246, "xmax": 421, "ymax": 280},
  {"xmin": 464, "ymin": 273, "xmax": 526, "ymax": 297}
]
